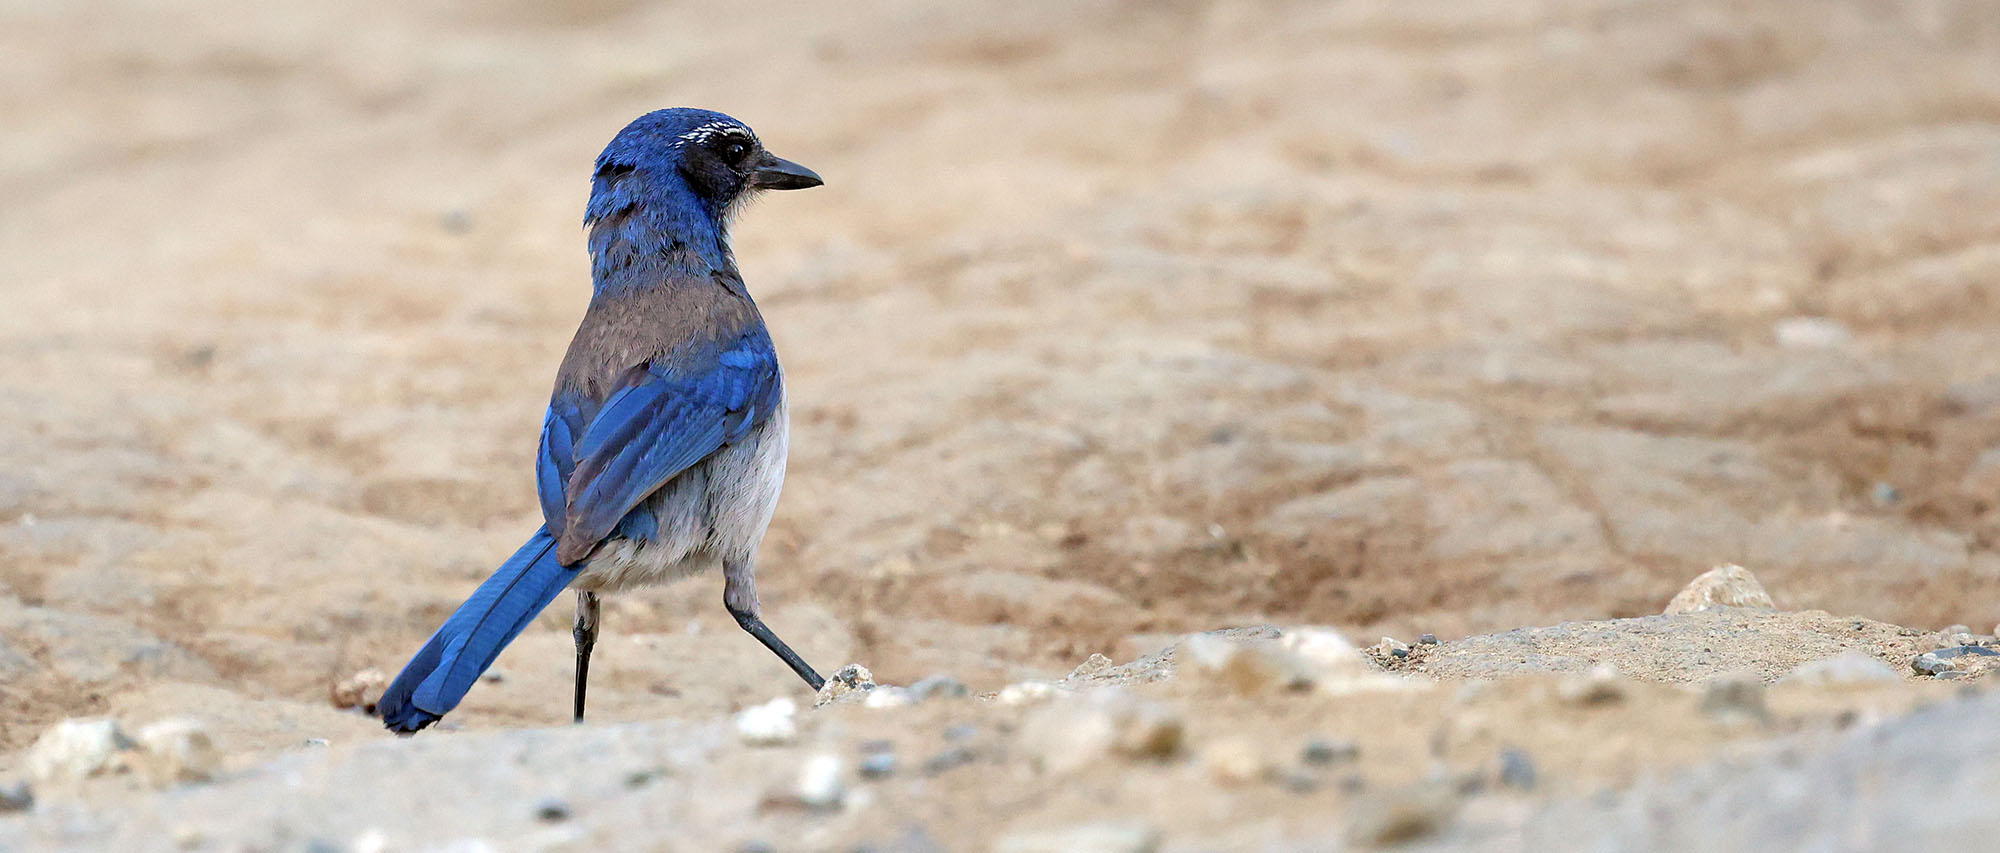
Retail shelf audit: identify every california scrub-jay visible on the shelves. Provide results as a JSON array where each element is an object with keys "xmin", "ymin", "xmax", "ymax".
[{"xmin": 376, "ymin": 108, "xmax": 826, "ymax": 733}]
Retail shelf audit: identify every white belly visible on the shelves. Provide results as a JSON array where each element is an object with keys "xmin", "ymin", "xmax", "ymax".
[{"xmin": 572, "ymin": 397, "xmax": 788, "ymax": 594}]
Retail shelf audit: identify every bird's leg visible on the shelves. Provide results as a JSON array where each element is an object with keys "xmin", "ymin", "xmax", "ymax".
[
  {"xmin": 724, "ymin": 565, "xmax": 825, "ymax": 691},
  {"xmin": 572, "ymin": 590, "xmax": 600, "ymax": 723}
]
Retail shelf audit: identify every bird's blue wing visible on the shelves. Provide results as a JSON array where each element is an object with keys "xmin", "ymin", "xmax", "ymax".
[
  {"xmin": 536, "ymin": 393, "xmax": 586, "ymax": 540},
  {"xmin": 550, "ymin": 329, "xmax": 780, "ymax": 563}
]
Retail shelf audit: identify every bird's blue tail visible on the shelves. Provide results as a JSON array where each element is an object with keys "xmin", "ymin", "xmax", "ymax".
[{"xmin": 377, "ymin": 527, "xmax": 577, "ymax": 732}]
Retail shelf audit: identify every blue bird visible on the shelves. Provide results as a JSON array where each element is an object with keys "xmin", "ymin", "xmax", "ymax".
[{"xmin": 376, "ymin": 108, "xmax": 827, "ymax": 733}]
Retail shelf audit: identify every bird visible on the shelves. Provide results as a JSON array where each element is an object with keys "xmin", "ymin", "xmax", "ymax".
[{"xmin": 375, "ymin": 108, "xmax": 827, "ymax": 733}]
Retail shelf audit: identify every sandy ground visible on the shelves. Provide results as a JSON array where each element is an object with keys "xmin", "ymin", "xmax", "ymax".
[{"xmin": 2, "ymin": 0, "xmax": 2000, "ymax": 848}]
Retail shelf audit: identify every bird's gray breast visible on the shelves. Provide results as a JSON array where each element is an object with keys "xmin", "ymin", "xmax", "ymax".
[{"xmin": 574, "ymin": 396, "xmax": 789, "ymax": 594}]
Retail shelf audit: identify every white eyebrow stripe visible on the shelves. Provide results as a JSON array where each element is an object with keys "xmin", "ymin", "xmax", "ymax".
[{"xmin": 671, "ymin": 121, "xmax": 755, "ymax": 148}]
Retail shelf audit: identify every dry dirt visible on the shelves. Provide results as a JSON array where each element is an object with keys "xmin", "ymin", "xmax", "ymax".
[{"xmin": 2, "ymin": 0, "xmax": 1999, "ymax": 849}]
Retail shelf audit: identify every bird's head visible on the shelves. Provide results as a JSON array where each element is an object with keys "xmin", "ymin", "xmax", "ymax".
[{"xmin": 585, "ymin": 108, "xmax": 821, "ymax": 237}]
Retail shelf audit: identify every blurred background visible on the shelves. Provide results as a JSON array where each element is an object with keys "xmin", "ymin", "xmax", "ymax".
[{"xmin": 1, "ymin": 0, "xmax": 1998, "ymax": 753}]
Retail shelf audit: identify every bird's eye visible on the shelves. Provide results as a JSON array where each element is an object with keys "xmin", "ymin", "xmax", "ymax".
[{"xmin": 721, "ymin": 141, "xmax": 751, "ymax": 163}]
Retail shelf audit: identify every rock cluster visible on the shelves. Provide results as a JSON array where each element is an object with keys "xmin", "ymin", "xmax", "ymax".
[
  {"xmin": 1178, "ymin": 626, "xmax": 1412, "ymax": 696},
  {"xmin": 21, "ymin": 716, "xmax": 220, "ymax": 793},
  {"xmin": 1020, "ymin": 689, "xmax": 1184, "ymax": 774}
]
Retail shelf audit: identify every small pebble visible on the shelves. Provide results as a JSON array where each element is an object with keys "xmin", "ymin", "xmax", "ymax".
[
  {"xmin": 351, "ymin": 828, "xmax": 396, "ymax": 853},
  {"xmin": 996, "ymin": 680, "xmax": 1060, "ymax": 705},
  {"xmin": 1179, "ymin": 634, "xmax": 1299, "ymax": 694},
  {"xmin": 25, "ymin": 718, "xmax": 137, "ymax": 786},
  {"xmin": 302, "ymin": 738, "xmax": 330, "ymax": 748},
  {"xmin": 1913, "ymin": 653, "xmax": 1954, "ymax": 676},
  {"xmin": 0, "ymin": 781, "xmax": 32, "ymax": 814},
  {"xmin": 1557, "ymin": 663, "xmax": 1626, "ymax": 706},
  {"xmin": 1455, "ymin": 772, "xmax": 1487, "ymax": 797},
  {"xmin": 330, "ymin": 669, "xmax": 388, "ymax": 712},
  {"xmin": 1870, "ymin": 482, "xmax": 1901, "ymax": 507},
  {"xmin": 534, "ymin": 798, "xmax": 571, "ymax": 823},
  {"xmin": 1701, "ymin": 674, "xmax": 1769, "ymax": 722},
  {"xmin": 1937, "ymin": 645, "xmax": 1999, "ymax": 659},
  {"xmin": 1346, "ymin": 783, "xmax": 1460, "ymax": 846},
  {"xmin": 909, "ymin": 674, "xmax": 971, "ymax": 701},
  {"xmin": 1301, "ymin": 738, "xmax": 1360, "ymax": 766},
  {"xmin": 924, "ymin": 746, "xmax": 975, "ymax": 775},
  {"xmin": 859, "ymin": 751, "xmax": 897, "ymax": 779},
  {"xmin": 1369, "ymin": 637, "xmax": 1411, "ymax": 661},
  {"xmin": 861, "ymin": 686, "xmax": 915, "ymax": 709},
  {"xmin": 1774, "ymin": 316, "xmax": 1851, "ymax": 349},
  {"xmin": 1067, "ymin": 653, "xmax": 1116, "ymax": 680},
  {"xmin": 735, "ymin": 698, "xmax": 799, "ymax": 746},
  {"xmin": 795, "ymin": 754, "xmax": 845, "ymax": 810},
  {"xmin": 814, "ymin": 664, "xmax": 878, "ymax": 707},
  {"xmin": 1280, "ymin": 770, "xmax": 1319, "ymax": 794},
  {"xmin": 1114, "ymin": 704, "xmax": 1185, "ymax": 760},
  {"xmin": 1781, "ymin": 652, "xmax": 1901, "ymax": 686},
  {"xmin": 1497, "ymin": 748, "xmax": 1537, "ymax": 790},
  {"xmin": 1202, "ymin": 736, "xmax": 1270, "ymax": 785},
  {"xmin": 993, "ymin": 821, "xmax": 1160, "ymax": 853},
  {"xmin": 135, "ymin": 718, "xmax": 221, "ymax": 786},
  {"xmin": 1417, "ymin": 633, "xmax": 1439, "ymax": 646},
  {"xmin": 1935, "ymin": 628, "xmax": 1979, "ymax": 649}
]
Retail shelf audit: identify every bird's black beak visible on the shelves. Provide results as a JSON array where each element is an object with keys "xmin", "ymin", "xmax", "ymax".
[{"xmin": 749, "ymin": 152, "xmax": 823, "ymax": 190}]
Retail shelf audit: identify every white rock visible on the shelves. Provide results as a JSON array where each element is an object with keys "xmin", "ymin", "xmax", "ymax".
[
  {"xmin": 330, "ymin": 669, "xmax": 388, "ymax": 711},
  {"xmin": 26, "ymin": 718, "xmax": 137, "ymax": 786},
  {"xmin": 1020, "ymin": 689, "xmax": 1183, "ymax": 774},
  {"xmin": 1202, "ymin": 736, "xmax": 1270, "ymax": 785},
  {"xmin": 734, "ymin": 698, "xmax": 799, "ymax": 746},
  {"xmin": 795, "ymin": 753, "xmax": 845, "ymax": 809},
  {"xmin": 1291, "ymin": 628, "xmax": 1416, "ymax": 695},
  {"xmin": 996, "ymin": 680, "xmax": 1061, "ymax": 705},
  {"xmin": 351, "ymin": 829, "xmax": 390, "ymax": 853},
  {"xmin": 1774, "ymin": 316, "xmax": 1852, "ymax": 349},
  {"xmin": 813, "ymin": 663, "xmax": 877, "ymax": 707},
  {"xmin": 1181, "ymin": 628, "xmax": 1414, "ymax": 696},
  {"xmin": 995, "ymin": 821, "xmax": 1161, "ymax": 853},
  {"xmin": 1367, "ymin": 636, "xmax": 1412, "ymax": 660},
  {"xmin": 1557, "ymin": 663, "xmax": 1627, "ymax": 706},
  {"xmin": 862, "ymin": 686, "xmax": 916, "ymax": 709},
  {"xmin": 135, "ymin": 718, "xmax": 220, "ymax": 785},
  {"xmin": 1178, "ymin": 633, "xmax": 1301, "ymax": 694},
  {"xmin": 1665, "ymin": 564, "xmax": 1776, "ymax": 614},
  {"xmin": 1020, "ymin": 702, "xmax": 1119, "ymax": 775},
  {"xmin": 1065, "ymin": 653, "xmax": 1115, "ymax": 681},
  {"xmin": 1281, "ymin": 627, "xmax": 1367, "ymax": 671},
  {"xmin": 1781, "ymin": 651, "xmax": 1902, "ymax": 686}
]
